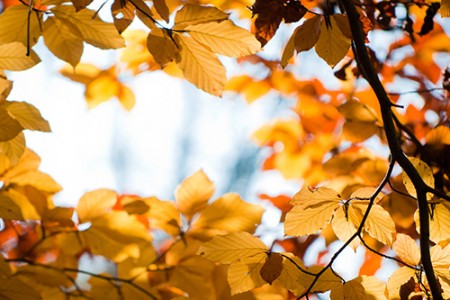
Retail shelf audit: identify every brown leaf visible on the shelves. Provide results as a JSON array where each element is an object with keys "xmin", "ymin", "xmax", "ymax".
[{"xmin": 260, "ymin": 252, "xmax": 283, "ymax": 285}]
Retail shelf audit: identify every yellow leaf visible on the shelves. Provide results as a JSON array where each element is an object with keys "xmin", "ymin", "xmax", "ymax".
[
  {"xmin": 143, "ymin": 196, "xmax": 181, "ymax": 235},
  {"xmin": 117, "ymin": 243, "xmax": 156, "ymax": 278},
  {"xmin": 85, "ymin": 76, "xmax": 120, "ymax": 108},
  {"xmin": 402, "ymin": 157, "xmax": 434, "ymax": 200},
  {"xmin": 386, "ymin": 267, "xmax": 416, "ymax": 299},
  {"xmin": 0, "ymin": 192, "xmax": 24, "ymax": 220},
  {"xmin": 43, "ymin": 16, "xmax": 84, "ymax": 67},
  {"xmin": 0, "ymin": 6, "xmax": 42, "ymax": 47},
  {"xmin": 185, "ymin": 20, "xmax": 260, "ymax": 57},
  {"xmin": 297, "ymin": 265, "xmax": 342, "ymax": 293},
  {"xmin": 2, "ymin": 148, "xmax": 40, "ymax": 179},
  {"xmin": 8, "ymin": 170, "xmax": 62, "ymax": 193},
  {"xmin": 332, "ymin": 207, "xmax": 360, "ymax": 250},
  {"xmin": 0, "ymin": 108, "xmax": 23, "ymax": 142},
  {"xmin": 342, "ymin": 120, "xmax": 379, "ymax": 143},
  {"xmin": 89, "ymin": 276, "xmax": 121, "ymax": 300},
  {"xmin": 197, "ymin": 232, "xmax": 267, "ymax": 264},
  {"xmin": 358, "ymin": 275, "xmax": 388, "ymax": 300},
  {"xmin": 293, "ymin": 16, "xmax": 322, "ymax": 53},
  {"xmin": 15, "ymin": 265, "xmax": 71, "ymax": 288},
  {"xmin": 173, "ymin": 4, "xmax": 229, "ymax": 30},
  {"xmin": 190, "ymin": 193, "xmax": 264, "ymax": 238},
  {"xmin": 315, "ymin": 15, "xmax": 351, "ymax": 67},
  {"xmin": 430, "ymin": 244, "xmax": 450, "ymax": 268},
  {"xmin": 176, "ymin": 34, "xmax": 226, "ymax": 96},
  {"xmin": 77, "ymin": 189, "xmax": 117, "ymax": 222},
  {"xmin": 427, "ymin": 201, "xmax": 450, "ymax": 243},
  {"xmin": 0, "ymin": 278, "xmax": 41, "ymax": 300},
  {"xmin": 392, "ymin": 234, "xmax": 420, "ymax": 266},
  {"xmin": 291, "ymin": 186, "xmax": 341, "ymax": 208},
  {"xmin": 284, "ymin": 202, "xmax": 338, "ymax": 236},
  {"xmin": 349, "ymin": 200, "xmax": 395, "ymax": 246},
  {"xmin": 0, "ymin": 71, "xmax": 12, "ymax": 101},
  {"xmin": 278, "ymin": 253, "xmax": 306, "ymax": 295},
  {"xmin": 53, "ymin": 6, "xmax": 125, "ymax": 49},
  {"xmin": 175, "ymin": 169, "xmax": 215, "ymax": 220},
  {"xmin": 121, "ymin": 272, "xmax": 159, "ymax": 300},
  {"xmin": 170, "ymin": 256, "xmax": 216, "ymax": 298},
  {"xmin": 146, "ymin": 28, "xmax": 180, "ymax": 67},
  {"xmin": 260, "ymin": 252, "xmax": 283, "ymax": 285},
  {"xmin": 330, "ymin": 279, "xmax": 366, "ymax": 300},
  {"xmin": 117, "ymin": 84, "xmax": 136, "ymax": 111},
  {"xmin": 3, "ymin": 101, "xmax": 51, "ymax": 132},
  {"xmin": 442, "ymin": 0, "xmax": 450, "ymax": 17},
  {"xmin": 60, "ymin": 63, "xmax": 100, "ymax": 85},
  {"xmin": 4, "ymin": 188, "xmax": 40, "ymax": 220},
  {"xmin": 0, "ymin": 42, "xmax": 40, "ymax": 71},
  {"xmin": 80, "ymin": 211, "xmax": 151, "ymax": 262},
  {"xmin": 228, "ymin": 253, "xmax": 267, "ymax": 294},
  {"xmin": 338, "ymin": 99, "xmax": 379, "ymax": 122}
]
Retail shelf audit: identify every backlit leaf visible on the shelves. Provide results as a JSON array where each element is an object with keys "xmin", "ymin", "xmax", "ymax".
[
  {"xmin": 185, "ymin": 20, "xmax": 260, "ymax": 57},
  {"xmin": 228, "ymin": 253, "xmax": 267, "ymax": 294},
  {"xmin": 3, "ymin": 101, "xmax": 51, "ymax": 132},
  {"xmin": 0, "ymin": 133, "xmax": 25, "ymax": 168},
  {"xmin": 0, "ymin": 192, "xmax": 24, "ymax": 220},
  {"xmin": 315, "ymin": 15, "xmax": 351, "ymax": 67},
  {"xmin": 386, "ymin": 267, "xmax": 416, "ymax": 299},
  {"xmin": 430, "ymin": 244, "xmax": 450, "ymax": 267},
  {"xmin": 197, "ymin": 232, "xmax": 267, "ymax": 264},
  {"xmin": 0, "ymin": 278, "xmax": 41, "ymax": 300},
  {"xmin": 0, "ymin": 108, "xmax": 23, "ymax": 142},
  {"xmin": 278, "ymin": 253, "xmax": 306, "ymax": 295},
  {"xmin": 43, "ymin": 16, "xmax": 84, "ymax": 67},
  {"xmin": 291, "ymin": 186, "xmax": 341, "ymax": 208},
  {"xmin": 359, "ymin": 275, "xmax": 388, "ymax": 299},
  {"xmin": 392, "ymin": 234, "xmax": 420, "ymax": 266},
  {"xmin": 190, "ymin": 193, "xmax": 264, "ymax": 238},
  {"xmin": 330, "ymin": 278, "xmax": 366, "ymax": 300},
  {"xmin": 173, "ymin": 4, "xmax": 228, "ymax": 30},
  {"xmin": 175, "ymin": 169, "xmax": 214, "ymax": 220},
  {"xmin": 146, "ymin": 28, "xmax": 180, "ymax": 67},
  {"xmin": 77, "ymin": 189, "xmax": 117, "ymax": 222},
  {"xmin": 53, "ymin": 6, "xmax": 125, "ymax": 49},
  {"xmin": 111, "ymin": 0, "xmax": 135, "ymax": 34},
  {"xmin": 284, "ymin": 203, "xmax": 338, "ymax": 237},
  {"xmin": 153, "ymin": 0, "xmax": 170, "ymax": 22},
  {"xmin": 9, "ymin": 170, "xmax": 62, "ymax": 193},
  {"xmin": 332, "ymin": 207, "xmax": 360, "ymax": 250},
  {"xmin": 402, "ymin": 157, "xmax": 434, "ymax": 200},
  {"xmin": 428, "ymin": 201, "xmax": 450, "ymax": 243},
  {"xmin": 176, "ymin": 34, "xmax": 226, "ymax": 96},
  {"xmin": 298, "ymin": 265, "xmax": 342, "ymax": 293},
  {"xmin": 0, "ymin": 42, "xmax": 40, "ymax": 71},
  {"xmin": 143, "ymin": 196, "xmax": 181, "ymax": 235},
  {"xmin": 294, "ymin": 16, "xmax": 321, "ymax": 53},
  {"xmin": 0, "ymin": 5, "xmax": 42, "ymax": 47},
  {"xmin": 260, "ymin": 252, "xmax": 283, "ymax": 285}
]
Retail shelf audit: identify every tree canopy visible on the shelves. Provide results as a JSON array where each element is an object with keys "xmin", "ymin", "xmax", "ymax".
[{"xmin": 0, "ymin": 0, "xmax": 449, "ymax": 298}]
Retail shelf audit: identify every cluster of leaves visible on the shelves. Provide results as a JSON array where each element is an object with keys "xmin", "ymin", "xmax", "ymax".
[{"xmin": 0, "ymin": 0, "xmax": 450, "ymax": 298}]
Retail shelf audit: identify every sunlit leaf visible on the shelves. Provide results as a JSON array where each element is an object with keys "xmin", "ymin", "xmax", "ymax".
[
  {"xmin": 392, "ymin": 233, "xmax": 420, "ymax": 266},
  {"xmin": 146, "ymin": 28, "xmax": 180, "ymax": 67},
  {"xmin": 77, "ymin": 189, "xmax": 117, "ymax": 222},
  {"xmin": 3, "ymin": 101, "xmax": 51, "ymax": 132},
  {"xmin": 197, "ymin": 232, "xmax": 267, "ymax": 264},
  {"xmin": 153, "ymin": 0, "xmax": 170, "ymax": 21},
  {"xmin": 294, "ymin": 16, "xmax": 321, "ymax": 53},
  {"xmin": 0, "ymin": 192, "xmax": 24, "ymax": 220},
  {"xmin": 0, "ymin": 108, "xmax": 23, "ymax": 142},
  {"xmin": 228, "ymin": 253, "xmax": 267, "ymax": 294},
  {"xmin": 0, "ymin": 5, "xmax": 42, "ymax": 47},
  {"xmin": 173, "ymin": 4, "xmax": 228, "ymax": 30},
  {"xmin": 143, "ymin": 196, "xmax": 181, "ymax": 235},
  {"xmin": 175, "ymin": 169, "xmax": 215, "ymax": 220},
  {"xmin": 0, "ymin": 42, "xmax": 40, "ymax": 71},
  {"xmin": 386, "ymin": 267, "xmax": 416, "ymax": 300},
  {"xmin": 402, "ymin": 157, "xmax": 434, "ymax": 200}
]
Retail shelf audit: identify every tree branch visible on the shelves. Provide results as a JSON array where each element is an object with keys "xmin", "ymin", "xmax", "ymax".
[{"xmin": 337, "ymin": 0, "xmax": 442, "ymax": 298}]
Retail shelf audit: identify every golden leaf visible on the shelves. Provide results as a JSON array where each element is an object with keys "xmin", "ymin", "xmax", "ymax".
[
  {"xmin": 0, "ymin": 192, "xmax": 24, "ymax": 220},
  {"xmin": 0, "ymin": 71, "xmax": 12, "ymax": 101},
  {"xmin": 146, "ymin": 28, "xmax": 180, "ymax": 67},
  {"xmin": 293, "ymin": 16, "xmax": 322, "ymax": 53},
  {"xmin": 427, "ymin": 201, "xmax": 450, "ymax": 243},
  {"xmin": 0, "ymin": 42, "xmax": 40, "ymax": 71},
  {"xmin": 0, "ymin": 5, "xmax": 42, "ymax": 47},
  {"xmin": 297, "ymin": 265, "xmax": 342, "ymax": 293},
  {"xmin": 190, "ymin": 193, "xmax": 264, "ymax": 238},
  {"xmin": 176, "ymin": 34, "xmax": 226, "ymax": 96},
  {"xmin": 291, "ymin": 186, "xmax": 341, "ymax": 208},
  {"xmin": 332, "ymin": 207, "xmax": 360, "ymax": 250},
  {"xmin": 3, "ymin": 188, "xmax": 40, "ymax": 220},
  {"xmin": 80, "ymin": 211, "xmax": 151, "ymax": 262},
  {"xmin": 173, "ymin": 4, "xmax": 229, "ymax": 30},
  {"xmin": 358, "ymin": 275, "xmax": 388, "ymax": 300},
  {"xmin": 170, "ymin": 256, "xmax": 216, "ymax": 298},
  {"xmin": 315, "ymin": 15, "xmax": 351, "ymax": 67},
  {"xmin": 15, "ymin": 265, "xmax": 72, "ymax": 288},
  {"xmin": 330, "ymin": 279, "xmax": 366, "ymax": 300},
  {"xmin": 111, "ymin": 0, "xmax": 135, "ymax": 33},
  {"xmin": 143, "ymin": 196, "xmax": 181, "ymax": 235},
  {"xmin": 0, "ymin": 278, "xmax": 41, "ymax": 300},
  {"xmin": 228, "ymin": 253, "xmax": 267, "ymax": 294},
  {"xmin": 386, "ymin": 267, "xmax": 416, "ymax": 299},
  {"xmin": 185, "ymin": 20, "xmax": 260, "ymax": 57},
  {"xmin": 0, "ymin": 108, "xmax": 23, "ymax": 142},
  {"xmin": 117, "ymin": 243, "xmax": 156, "ymax": 279},
  {"xmin": 278, "ymin": 253, "xmax": 306, "ymax": 295},
  {"xmin": 284, "ymin": 203, "xmax": 338, "ymax": 236},
  {"xmin": 402, "ymin": 157, "xmax": 434, "ymax": 200},
  {"xmin": 260, "ymin": 252, "xmax": 283, "ymax": 285},
  {"xmin": 197, "ymin": 232, "xmax": 267, "ymax": 264},
  {"xmin": 430, "ymin": 244, "xmax": 450, "ymax": 268},
  {"xmin": 2, "ymin": 101, "xmax": 51, "ymax": 132},
  {"xmin": 52, "ymin": 6, "xmax": 125, "ymax": 49},
  {"xmin": 77, "ymin": 189, "xmax": 117, "ymax": 222},
  {"xmin": 392, "ymin": 233, "xmax": 420, "ymax": 266},
  {"xmin": 8, "ymin": 170, "xmax": 62, "ymax": 193},
  {"xmin": 43, "ymin": 16, "xmax": 84, "ymax": 67},
  {"xmin": 89, "ymin": 276, "xmax": 121, "ymax": 300},
  {"xmin": 338, "ymin": 99, "xmax": 379, "ymax": 122},
  {"xmin": 175, "ymin": 169, "xmax": 214, "ymax": 220}
]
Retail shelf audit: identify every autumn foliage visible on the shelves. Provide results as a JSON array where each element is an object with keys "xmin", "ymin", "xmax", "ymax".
[{"xmin": 0, "ymin": 0, "xmax": 450, "ymax": 298}]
